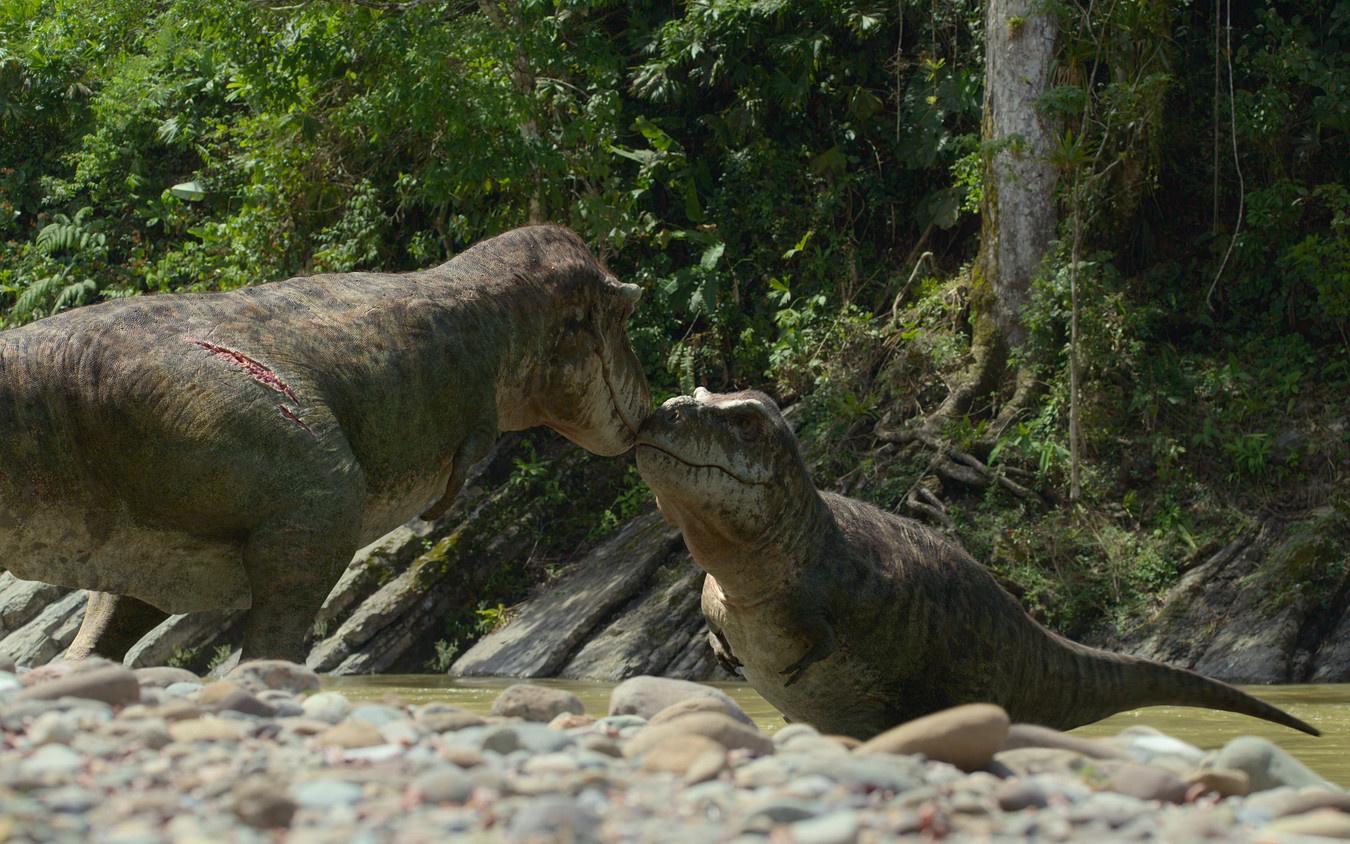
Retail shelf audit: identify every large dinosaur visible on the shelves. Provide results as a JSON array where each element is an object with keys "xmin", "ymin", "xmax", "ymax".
[
  {"xmin": 634, "ymin": 388, "xmax": 1318, "ymax": 739},
  {"xmin": 0, "ymin": 225, "xmax": 650, "ymax": 662}
]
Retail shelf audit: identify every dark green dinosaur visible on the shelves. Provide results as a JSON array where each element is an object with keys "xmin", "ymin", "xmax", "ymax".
[{"xmin": 635, "ymin": 388, "xmax": 1319, "ymax": 739}]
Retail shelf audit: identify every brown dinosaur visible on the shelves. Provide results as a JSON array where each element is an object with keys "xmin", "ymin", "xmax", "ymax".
[
  {"xmin": 634, "ymin": 388, "xmax": 1319, "ymax": 739},
  {"xmin": 0, "ymin": 225, "xmax": 650, "ymax": 662}
]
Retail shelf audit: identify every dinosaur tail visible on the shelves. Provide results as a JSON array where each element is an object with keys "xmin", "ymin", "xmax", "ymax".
[{"xmin": 1019, "ymin": 631, "xmax": 1319, "ymax": 736}]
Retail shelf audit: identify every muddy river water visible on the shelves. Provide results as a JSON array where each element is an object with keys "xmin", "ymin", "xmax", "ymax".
[{"xmin": 326, "ymin": 676, "xmax": 1350, "ymax": 787}]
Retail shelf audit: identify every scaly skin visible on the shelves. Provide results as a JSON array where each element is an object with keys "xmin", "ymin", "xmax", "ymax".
[
  {"xmin": 635, "ymin": 389, "xmax": 1319, "ymax": 739},
  {"xmin": 0, "ymin": 225, "xmax": 650, "ymax": 662}
]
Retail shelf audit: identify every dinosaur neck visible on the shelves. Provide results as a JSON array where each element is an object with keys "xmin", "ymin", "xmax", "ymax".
[{"xmin": 679, "ymin": 487, "xmax": 836, "ymax": 606}]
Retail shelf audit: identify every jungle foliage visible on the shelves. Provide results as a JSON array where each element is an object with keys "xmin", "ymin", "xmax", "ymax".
[{"xmin": 1, "ymin": 0, "xmax": 1347, "ymax": 637}]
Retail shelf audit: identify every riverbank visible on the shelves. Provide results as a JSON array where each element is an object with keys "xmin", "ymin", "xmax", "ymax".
[{"xmin": 2, "ymin": 658, "xmax": 1347, "ymax": 842}]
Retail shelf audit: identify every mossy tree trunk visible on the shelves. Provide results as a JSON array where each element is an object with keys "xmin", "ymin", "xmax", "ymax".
[{"xmin": 933, "ymin": 0, "xmax": 1058, "ymax": 427}]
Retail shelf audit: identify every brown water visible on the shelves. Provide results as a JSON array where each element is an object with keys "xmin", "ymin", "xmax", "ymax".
[{"xmin": 325, "ymin": 676, "xmax": 1350, "ymax": 786}]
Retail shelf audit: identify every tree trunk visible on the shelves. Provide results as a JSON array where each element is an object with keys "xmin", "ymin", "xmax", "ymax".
[
  {"xmin": 932, "ymin": 0, "xmax": 1057, "ymax": 424},
  {"xmin": 478, "ymin": 0, "xmax": 545, "ymax": 223}
]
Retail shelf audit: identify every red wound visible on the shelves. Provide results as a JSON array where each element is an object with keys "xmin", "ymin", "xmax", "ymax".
[{"xmin": 191, "ymin": 340, "xmax": 301, "ymax": 405}]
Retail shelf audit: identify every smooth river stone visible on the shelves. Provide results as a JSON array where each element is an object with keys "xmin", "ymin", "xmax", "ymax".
[
  {"xmin": 414, "ymin": 703, "xmax": 484, "ymax": 733},
  {"xmin": 1261, "ymin": 809, "xmax": 1350, "ymax": 840},
  {"xmin": 856, "ymin": 704, "xmax": 1009, "ymax": 772},
  {"xmin": 1209, "ymin": 736, "xmax": 1337, "ymax": 792},
  {"xmin": 224, "ymin": 660, "xmax": 319, "ymax": 695},
  {"xmin": 1106, "ymin": 763, "xmax": 1189, "ymax": 804},
  {"xmin": 17, "ymin": 665, "xmax": 140, "ymax": 707},
  {"xmin": 608, "ymin": 676, "xmax": 752, "ymax": 725},
  {"xmin": 638, "ymin": 734, "xmax": 727, "ymax": 778},
  {"xmin": 1001, "ymin": 723, "xmax": 1130, "ymax": 760},
  {"xmin": 624, "ymin": 712, "xmax": 774, "ymax": 758},
  {"xmin": 301, "ymin": 692, "xmax": 352, "ymax": 724},
  {"xmin": 1185, "ymin": 768, "xmax": 1250, "ymax": 798},
  {"xmin": 649, "ymin": 696, "xmax": 753, "ymax": 728},
  {"xmin": 231, "ymin": 776, "xmax": 297, "ymax": 830},
  {"xmin": 315, "ymin": 720, "xmax": 385, "ymax": 750},
  {"xmin": 489, "ymin": 684, "xmax": 584, "ymax": 722},
  {"xmin": 198, "ymin": 682, "xmax": 275, "ymax": 717},
  {"xmin": 133, "ymin": 667, "xmax": 201, "ymax": 688}
]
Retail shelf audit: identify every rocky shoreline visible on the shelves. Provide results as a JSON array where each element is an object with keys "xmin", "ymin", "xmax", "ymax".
[{"xmin": 1, "ymin": 658, "xmax": 1346, "ymax": 843}]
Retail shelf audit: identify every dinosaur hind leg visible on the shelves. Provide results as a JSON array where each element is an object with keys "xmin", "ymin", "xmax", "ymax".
[{"xmin": 65, "ymin": 592, "xmax": 169, "ymax": 662}]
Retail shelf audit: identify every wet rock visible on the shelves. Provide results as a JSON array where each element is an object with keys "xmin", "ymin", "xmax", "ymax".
[
  {"xmin": 17, "ymin": 664, "xmax": 140, "ymax": 706},
  {"xmin": 608, "ymin": 675, "xmax": 749, "ymax": 724},
  {"xmin": 315, "ymin": 719, "xmax": 385, "ymax": 750},
  {"xmin": 412, "ymin": 766, "xmax": 474, "ymax": 804},
  {"xmin": 1106, "ymin": 763, "xmax": 1189, "ymax": 804},
  {"xmin": 133, "ymin": 667, "xmax": 201, "ymax": 688},
  {"xmin": 489, "ymin": 684, "xmax": 584, "ymax": 722},
  {"xmin": 231, "ymin": 776, "xmax": 296, "ymax": 830},
  {"xmin": 625, "ymin": 712, "xmax": 773, "ymax": 758},
  {"xmin": 1209, "ymin": 735, "xmax": 1336, "ymax": 792},
  {"xmin": 223, "ymin": 660, "xmax": 319, "ymax": 695},
  {"xmin": 857, "ymin": 704, "xmax": 1009, "ymax": 771},
  {"xmin": 301, "ymin": 692, "xmax": 352, "ymax": 724}
]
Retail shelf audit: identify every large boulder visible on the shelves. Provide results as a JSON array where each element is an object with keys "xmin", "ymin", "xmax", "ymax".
[{"xmin": 451, "ymin": 512, "xmax": 680, "ymax": 677}]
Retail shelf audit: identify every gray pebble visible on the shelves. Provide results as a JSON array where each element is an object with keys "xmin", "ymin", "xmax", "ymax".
[
  {"xmin": 301, "ymin": 691, "xmax": 352, "ymax": 724},
  {"xmin": 789, "ymin": 811, "xmax": 860, "ymax": 844},
  {"xmin": 414, "ymin": 766, "xmax": 475, "ymax": 804},
  {"xmin": 290, "ymin": 779, "xmax": 365, "ymax": 809}
]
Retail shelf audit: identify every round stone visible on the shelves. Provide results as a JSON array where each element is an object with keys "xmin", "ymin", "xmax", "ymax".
[
  {"xmin": 856, "ymin": 704, "xmax": 1009, "ymax": 771},
  {"xmin": 301, "ymin": 692, "xmax": 352, "ymax": 724},
  {"xmin": 314, "ymin": 719, "xmax": 385, "ymax": 750},
  {"xmin": 624, "ymin": 712, "xmax": 773, "ymax": 758},
  {"xmin": 489, "ymin": 684, "xmax": 584, "ymax": 722},
  {"xmin": 231, "ymin": 776, "xmax": 296, "ymax": 829},
  {"xmin": 224, "ymin": 660, "xmax": 319, "ymax": 695},
  {"xmin": 608, "ymin": 676, "xmax": 752, "ymax": 725},
  {"xmin": 412, "ymin": 766, "xmax": 474, "ymax": 805},
  {"xmin": 638, "ymin": 734, "xmax": 727, "ymax": 776}
]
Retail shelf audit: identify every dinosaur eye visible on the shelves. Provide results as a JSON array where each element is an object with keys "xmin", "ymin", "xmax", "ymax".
[{"xmin": 731, "ymin": 412, "xmax": 762, "ymax": 442}]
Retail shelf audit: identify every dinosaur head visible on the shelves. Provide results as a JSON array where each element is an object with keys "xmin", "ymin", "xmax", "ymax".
[
  {"xmin": 485, "ymin": 225, "xmax": 651, "ymax": 456},
  {"xmin": 635, "ymin": 388, "xmax": 814, "ymax": 553}
]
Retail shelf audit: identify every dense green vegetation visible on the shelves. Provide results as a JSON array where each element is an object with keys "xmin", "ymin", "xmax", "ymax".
[{"xmin": 2, "ymin": 0, "xmax": 1347, "ymax": 639}]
